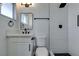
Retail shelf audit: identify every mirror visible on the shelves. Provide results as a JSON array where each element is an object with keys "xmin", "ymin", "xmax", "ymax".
[{"xmin": 20, "ymin": 13, "xmax": 33, "ymax": 30}]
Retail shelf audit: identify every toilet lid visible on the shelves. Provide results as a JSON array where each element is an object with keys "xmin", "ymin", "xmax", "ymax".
[{"xmin": 36, "ymin": 47, "xmax": 48, "ymax": 56}]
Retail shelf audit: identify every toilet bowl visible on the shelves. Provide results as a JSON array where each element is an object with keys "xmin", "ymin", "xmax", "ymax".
[
  {"xmin": 36, "ymin": 47, "xmax": 48, "ymax": 56},
  {"xmin": 33, "ymin": 34, "xmax": 54, "ymax": 56}
]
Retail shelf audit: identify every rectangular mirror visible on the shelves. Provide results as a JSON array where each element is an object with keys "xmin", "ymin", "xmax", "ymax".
[{"xmin": 20, "ymin": 13, "xmax": 33, "ymax": 30}]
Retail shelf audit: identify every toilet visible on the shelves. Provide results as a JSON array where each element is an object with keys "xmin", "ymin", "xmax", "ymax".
[
  {"xmin": 36, "ymin": 47, "xmax": 48, "ymax": 56},
  {"xmin": 33, "ymin": 34, "xmax": 54, "ymax": 56}
]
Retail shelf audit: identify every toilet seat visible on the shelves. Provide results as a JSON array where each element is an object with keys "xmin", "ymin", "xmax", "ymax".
[{"xmin": 36, "ymin": 47, "xmax": 48, "ymax": 56}]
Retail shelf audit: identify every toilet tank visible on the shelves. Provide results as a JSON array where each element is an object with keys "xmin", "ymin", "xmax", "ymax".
[{"xmin": 36, "ymin": 35, "xmax": 47, "ymax": 47}]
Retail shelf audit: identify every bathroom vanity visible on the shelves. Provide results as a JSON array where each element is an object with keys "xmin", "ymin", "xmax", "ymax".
[
  {"xmin": 6, "ymin": 34, "xmax": 33, "ymax": 56},
  {"xmin": 6, "ymin": 12, "xmax": 34, "ymax": 56}
]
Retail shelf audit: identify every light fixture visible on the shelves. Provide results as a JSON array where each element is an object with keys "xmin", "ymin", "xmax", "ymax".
[{"xmin": 21, "ymin": 3, "xmax": 32, "ymax": 7}]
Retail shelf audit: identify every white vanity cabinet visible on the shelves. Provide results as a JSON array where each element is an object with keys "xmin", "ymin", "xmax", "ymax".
[{"xmin": 7, "ymin": 34, "xmax": 33, "ymax": 56}]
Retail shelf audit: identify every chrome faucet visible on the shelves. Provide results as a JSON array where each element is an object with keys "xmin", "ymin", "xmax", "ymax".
[
  {"xmin": 22, "ymin": 28, "xmax": 30, "ymax": 34},
  {"xmin": 24, "ymin": 28, "xmax": 27, "ymax": 34}
]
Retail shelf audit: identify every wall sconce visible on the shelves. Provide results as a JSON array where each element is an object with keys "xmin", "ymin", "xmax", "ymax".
[{"xmin": 21, "ymin": 3, "xmax": 32, "ymax": 7}]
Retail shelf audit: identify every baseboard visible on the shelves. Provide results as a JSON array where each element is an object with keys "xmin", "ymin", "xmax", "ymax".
[{"xmin": 54, "ymin": 53, "xmax": 71, "ymax": 56}]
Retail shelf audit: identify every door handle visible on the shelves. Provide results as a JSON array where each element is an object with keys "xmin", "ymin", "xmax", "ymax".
[{"xmin": 29, "ymin": 44, "xmax": 30, "ymax": 51}]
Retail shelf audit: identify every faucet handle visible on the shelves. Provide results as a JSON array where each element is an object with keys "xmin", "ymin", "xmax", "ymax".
[
  {"xmin": 24, "ymin": 28, "xmax": 27, "ymax": 31},
  {"xmin": 24, "ymin": 28, "xmax": 27, "ymax": 34},
  {"xmin": 22, "ymin": 31, "xmax": 24, "ymax": 34},
  {"xmin": 28, "ymin": 31, "xmax": 30, "ymax": 34}
]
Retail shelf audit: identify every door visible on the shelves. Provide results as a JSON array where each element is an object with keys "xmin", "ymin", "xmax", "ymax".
[
  {"xmin": 33, "ymin": 19, "xmax": 50, "ymax": 49},
  {"xmin": 16, "ymin": 43, "xmax": 30, "ymax": 56}
]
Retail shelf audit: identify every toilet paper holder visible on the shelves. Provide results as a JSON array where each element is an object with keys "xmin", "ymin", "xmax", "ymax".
[{"xmin": 59, "ymin": 25, "xmax": 62, "ymax": 29}]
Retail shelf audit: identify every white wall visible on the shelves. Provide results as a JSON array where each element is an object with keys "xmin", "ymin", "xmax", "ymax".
[
  {"xmin": 0, "ymin": 15, "xmax": 16, "ymax": 55},
  {"xmin": 50, "ymin": 3, "xmax": 68, "ymax": 53},
  {"xmin": 68, "ymin": 3, "xmax": 79, "ymax": 56},
  {"xmin": 33, "ymin": 19, "xmax": 50, "ymax": 49}
]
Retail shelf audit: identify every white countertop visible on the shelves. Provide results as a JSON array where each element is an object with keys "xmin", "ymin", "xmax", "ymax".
[{"xmin": 6, "ymin": 34, "xmax": 33, "ymax": 37}]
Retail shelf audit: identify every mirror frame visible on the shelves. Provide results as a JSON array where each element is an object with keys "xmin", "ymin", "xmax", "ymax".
[{"xmin": 20, "ymin": 13, "xmax": 33, "ymax": 30}]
